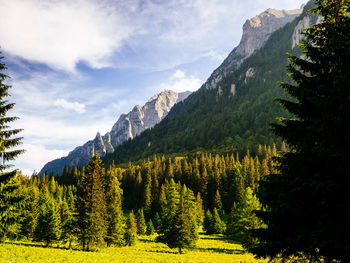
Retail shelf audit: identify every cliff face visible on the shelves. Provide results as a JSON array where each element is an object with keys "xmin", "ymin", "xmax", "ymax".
[
  {"xmin": 205, "ymin": 7, "xmax": 303, "ymax": 90},
  {"xmin": 39, "ymin": 90, "xmax": 191, "ymax": 175}
]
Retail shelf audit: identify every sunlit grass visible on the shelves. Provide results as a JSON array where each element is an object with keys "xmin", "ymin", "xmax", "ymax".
[{"xmin": 0, "ymin": 233, "xmax": 267, "ymax": 263}]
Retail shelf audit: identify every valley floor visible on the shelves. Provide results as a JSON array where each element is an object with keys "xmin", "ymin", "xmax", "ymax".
[{"xmin": 0, "ymin": 233, "xmax": 266, "ymax": 263}]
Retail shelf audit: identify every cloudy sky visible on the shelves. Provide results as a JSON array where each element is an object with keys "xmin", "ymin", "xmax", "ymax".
[{"xmin": 0, "ymin": 0, "xmax": 306, "ymax": 175}]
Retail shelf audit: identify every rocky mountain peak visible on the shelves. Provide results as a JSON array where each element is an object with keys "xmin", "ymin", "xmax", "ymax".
[
  {"xmin": 205, "ymin": 6, "xmax": 302, "ymax": 90},
  {"xmin": 39, "ymin": 89, "xmax": 192, "ymax": 175}
]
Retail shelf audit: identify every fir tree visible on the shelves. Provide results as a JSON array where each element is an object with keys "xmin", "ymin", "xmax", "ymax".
[
  {"xmin": 153, "ymin": 212, "xmax": 161, "ymax": 232},
  {"xmin": 0, "ymin": 50, "xmax": 24, "ymax": 239},
  {"xmin": 203, "ymin": 210, "xmax": 213, "ymax": 234},
  {"xmin": 33, "ymin": 197, "xmax": 61, "ymax": 246},
  {"xmin": 213, "ymin": 189, "xmax": 223, "ymax": 215},
  {"xmin": 124, "ymin": 210, "xmax": 137, "ymax": 246},
  {"xmin": 146, "ymin": 219, "xmax": 155, "ymax": 236},
  {"xmin": 252, "ymin": 1, "xmax": 350, "ymax": 262},
  {"xmin": 76, "ymin": 153, "xmax": 107, "ymax": 251},
  {"xmin": 136, "ymin": 208, "xmax": 147, "ymax": 235},
  {"xmin": 105, "ymin": 168, "xmax": 125, "ymax": 247},
  {"xmin": 227, "ymin": 187, "xmax": 261, "ymax": 248},
  {"xmin": 211, "ymin": 208, "xmax": 225, "ymax": 234}
]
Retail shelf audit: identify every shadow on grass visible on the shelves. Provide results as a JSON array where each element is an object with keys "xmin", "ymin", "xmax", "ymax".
[
  {"xmin": 138, "ymin": 238, "xmax": 157, "ymax": 244},
  {"xmin": 194, "ymin": 247, "xmax": 244, "ymax": 254},
  {"xmin": 199, "ymin": 234, "xmax": 241, "ymax": 245},
  {"xmin": 5, "ymin": 241, "xmax": 83, "ymax": 252},
  {"xmin": 145, "ymin": 249, "xmax": 179, "ymax": 254}
]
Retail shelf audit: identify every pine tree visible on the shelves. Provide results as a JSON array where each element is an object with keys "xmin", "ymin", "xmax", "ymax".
[
  {"xmin": 136, "ymin": 208, "xmax": 147, "ymax": 235},
  {"xmin": 227, "ymin": 187, "xmax": 261, "ymax": 245},
  {"xmin": 20, "ymin": 185, "xmax": 39, "ymax": 239},
  {"xmin": 146, "ymin": 219, "xmax": 155, "ymax": 236},
  {"xmin": 203, "ymin": 210, "xmax": 213, "ymax": 234},
  {"xmin": 124, "ymin": 210, "xmax": 137, "ymax": 246},
  {"xmin": 76, "ymin": 153, "xmax": 107, "ymax": 251},
  {"xmin": 0, "ymin": 50, "xmax": 24, "ymax": 239},
  {"xmin": 153, "ymin": 212, "xmax": 161, "ymax": 232},
  {"xmin": 195, "ymin": 193, "xmax": 204, "ymax": 226},
  {"xmin": 211, "ymin": 208, "xmax": 225, "ymax": 234},
  {"xmin": 252, "ymin": 1, "xmax": 350, "ymax": 262},
  {"xmin": 105, "ymin": 168, "xmax": 125, "ymax": 247},
  {"xmin": 33, "ymin": 197, "xmax": 61, "ymax": 246},
  {"xmin": 213, "ymin": 189, "xmax": 223, "ymax": 214}
]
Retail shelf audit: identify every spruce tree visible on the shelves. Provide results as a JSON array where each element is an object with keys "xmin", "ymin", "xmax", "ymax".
[
  {"xmin": 146, "ymin": 219, "xmax": 155, "ymax": 236},
  {"xmin": 227, "ymin": 187, "xmax": 261, "ymax": 247},
  {"xmin": 211, "ymin": 208, "xmax": 225, "ymax": 234},
  {"xmin": 76, "ymin": 153, "xmax": 107, "ymax": 250},
  {"xmin": 0, "ymin": 50, "xmax": 24, "ymax": 239},
  {"xmin": 124, "ymin": 210, "xmax": 137, "ymax": 246},
  {"xmin": 33, "ymin": 197, "xmax": 61, "ymax": 246},
  {"xmin": 252, "ymin": 1, "xmax": 350, "ymax": 262},
  {"xmin": 136, "ymin": 208, "xmax": 147, "ymax": 235},
  {"xmin": 203, "ymin": 210, "xmax": 213, "ymax": 234},
  {"xmin": 104, "ymin": 168, "xmax": 125, "ymax": 247}
]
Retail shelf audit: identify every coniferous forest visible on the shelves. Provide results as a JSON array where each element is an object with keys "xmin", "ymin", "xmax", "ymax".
[{"xmin": 0, "ymin": 0, "xmax": 349, "ymax": 262}]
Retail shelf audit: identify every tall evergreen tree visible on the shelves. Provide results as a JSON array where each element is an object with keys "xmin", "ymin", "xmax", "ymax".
[
  {"xmin": 227, "ymin": 187, "xmax": 261, "ymax": 248},
  {"xmin": 104, "ymin": 168, "xmax": 125, "ymax": 247},
  {"xmin": 76, "ymin": 153, "xmax": 107, "ymax": 250},
  {"xmin": 0, "ymin": 50, "xmax": 24, "ymax": 239},
  {"xmin": 124, "ymin": 210, "xmax": 137, "ymax": 246},
  {"xmin": 252, "ymin": 1, "xmax": 350, "ymax": 262},
  {"xmin": 33, "ymin": 197, "xmax": 61, "ymax": 246},
  {"xmin": 136, "ymin": 208, "xmax": 147, "ymax": 235}
]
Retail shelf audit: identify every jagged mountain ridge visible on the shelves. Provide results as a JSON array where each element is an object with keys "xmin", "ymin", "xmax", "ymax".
[
  {"xmin": 103, "ymin": 2, "xmax": 316, "ymax": 165},
  {"xmin": 40, "ymin": 90, "xmax": 191, "ymax": 175},
  {"xmin": 205, "ymin": 7, "xmax": 302, "ymax": 90}
]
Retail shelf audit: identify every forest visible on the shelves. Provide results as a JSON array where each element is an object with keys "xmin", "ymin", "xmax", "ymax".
[{"xmin": 0, "ymin": 0, "xmax": 349, "ymax": 262}]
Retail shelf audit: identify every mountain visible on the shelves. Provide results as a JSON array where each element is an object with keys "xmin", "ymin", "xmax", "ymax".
[
  {"xmin": 103, "ymin": 2, "xmax": 316, "ymax": 165},
  {"xmin": 39, "ymin": 90, "xmax": 191, "ymax": 175}
]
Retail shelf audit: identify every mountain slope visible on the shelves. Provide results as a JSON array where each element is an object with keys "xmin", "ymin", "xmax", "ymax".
[
  {"xmin": 40, "ymin": 90, "xmax": 191, "ymax": 175},
  {"xmin": 103, "ymin": 3, "xmax": 316, "ymax": 165}
]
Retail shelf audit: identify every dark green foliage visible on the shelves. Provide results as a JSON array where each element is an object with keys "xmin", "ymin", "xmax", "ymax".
[
  {"xmin": 76, "ymin": 153, "xmax": 107, "ymax": 250},
  {"xmin": 158, "ymin": 186, "xmax": 199, "ymax": 254},
  {"xmin": 124, "ymin": 211, "xmax": 137, "ymax": 246},
  {"xmin": 146, "ymin": 219, "xmax": 155, "ymax": 236},
  {"xmin": 101, "ymin": 2, "xmax": 309, "ymax": 167},
  {"xmin": 33, "ymin": 197, "xmax": 61, "ymax": 246},
  {"xmin": 20, "ymin": 185, "xmax": 39, "ymax": 239},
  {"xmin": 136, "ymin": 208, "xmax": 147, "ymax": 235},
  {"xmin": 0, "ymin": 50, "xmax": 24, "ymax": 239},
  {"xmin": 153, "ymin": 212, "xmax": 161, "ymax": 232},
  {"xmin": 203, "ymin": 210, "xmax": 213, "ymax": 234},
  {"xmin": 252, "ymin": 1, "xmax": 350, "ymax": 262},
  {"xmin": 104, "ymin": 167, "xmax": 125, "ymax": 247},
  {"xmin": 203, "ymin": 208, "xmax": 225, "ymax": 234}
]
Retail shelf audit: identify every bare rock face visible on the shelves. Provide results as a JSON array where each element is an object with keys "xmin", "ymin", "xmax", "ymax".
[
  {"xmin": 292, "ymin": 14, "xmax": 322, "ymax": 49},
  {"xmin": 39, "ymin": 90, "xmax": 191, "ymax": 175},
  {"xmin": 205, "ymin": 7, "xmax": 302, "ymax": 90}
]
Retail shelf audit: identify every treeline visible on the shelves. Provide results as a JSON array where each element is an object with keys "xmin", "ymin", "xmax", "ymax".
[{"xmin": 7, "ymin": 144, "xmax": 281, "ymax": 252}]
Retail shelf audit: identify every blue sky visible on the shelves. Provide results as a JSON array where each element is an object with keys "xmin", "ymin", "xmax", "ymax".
[{"xmin": 0, "ymin": 0, "xmax": 306, "ymax": 175}]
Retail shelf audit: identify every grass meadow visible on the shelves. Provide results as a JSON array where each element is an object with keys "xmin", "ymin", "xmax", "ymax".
[{"xmin": 0, "ymin": 233, "xmax": 267, "ymax": 263}]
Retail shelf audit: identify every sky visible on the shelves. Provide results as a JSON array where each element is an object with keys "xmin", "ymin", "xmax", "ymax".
[{"xmin": 0, "ymin": 0, "xmax": 306, "ymax": 175}]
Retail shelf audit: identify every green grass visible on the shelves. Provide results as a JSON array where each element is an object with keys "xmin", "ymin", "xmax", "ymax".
[{"xmin": 0, "ymin": 234, "xmax": 267, "ymax": 263}]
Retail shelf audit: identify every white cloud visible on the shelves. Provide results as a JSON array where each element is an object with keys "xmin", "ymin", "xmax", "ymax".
[
  {"xmin": 160, "ymin": 70, "xmax": 202, "ymax": 93},
  {"xmin": 54, "ymin": 98, "xmax": 86, "ymax": 114},
  {"xmin": 14, "ymin": 144, "xmax": 69, "ymax": 176},
  {"xmin": 0, "ymin": 0, "xmax": 134, "ymax": 72}
]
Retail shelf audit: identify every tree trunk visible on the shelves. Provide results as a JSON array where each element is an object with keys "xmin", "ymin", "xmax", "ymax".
[
  {"xmin": 179, "ymin": 247, "xmax": 182, "ymax": 254},
  {"xmin": 69, "ymin": 240, "xmax": 72, "ymax": 249}
]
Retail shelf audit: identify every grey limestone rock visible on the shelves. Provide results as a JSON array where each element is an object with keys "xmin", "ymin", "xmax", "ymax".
[{"xmin": 39, "ymin": 90, "xmax": 191, "ymax": 175}]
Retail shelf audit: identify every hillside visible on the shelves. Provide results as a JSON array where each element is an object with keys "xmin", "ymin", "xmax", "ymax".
[{"xmin": 103, "ymin": 2, "xmax": 316, "ymax": 166}]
